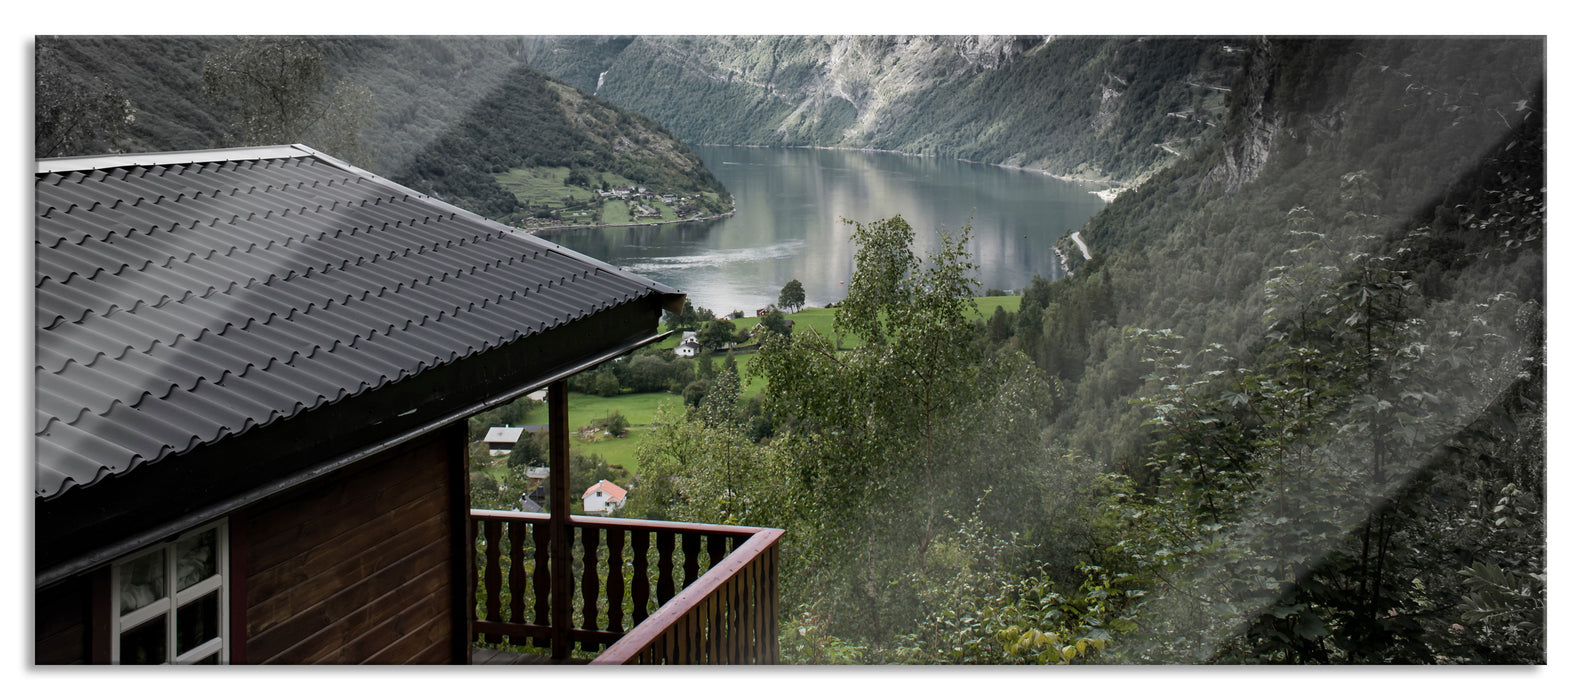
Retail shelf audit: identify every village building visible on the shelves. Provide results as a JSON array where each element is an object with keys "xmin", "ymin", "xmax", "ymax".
[
  {"xmin": 34, "ymin": 144, "xmax": 782, "ymax": 665},
  {"xmin": 582, "ymin": 480, "xmax": 628, "ymax": 516},
  {"xmin": 482, "ymin": 425, "xmax": 549, "ymax": 455},
  {"xmin": 674, "ymin": 330, "xmax": 703, "ymax": 357},
  {"xmin": 484, "ymin": 426, "xmax": 526, "ymax": 455},
  {"xmin": 675, "ymin": 338, "xmax": 702, "ymax": 357}
]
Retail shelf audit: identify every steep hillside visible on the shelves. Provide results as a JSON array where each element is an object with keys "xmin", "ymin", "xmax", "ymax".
[
  {"xmin": 391, "ymin": 63, "xmax": 730, "ymax": 223},
  {"xmin": 35, "ymin": 36, "xmax": 528, "ymax": 173},
  {"xmin": 520, "ymin": 35, "xmax": 1245, "ymax": 183},
  {"xmin": 609, "ymin": 36, "xmax": 1546, "ymax": 666},
  {"xmin": 34, "ymin": 36, "xmax": 730, "ymax": 225},
  {"xmin": 1024, "ymin": 36, "xmax": 1545, "ymax": 465},
  {"xmin": 999, "ymin": 37, "xmax": 1544, "ymax": 662}
]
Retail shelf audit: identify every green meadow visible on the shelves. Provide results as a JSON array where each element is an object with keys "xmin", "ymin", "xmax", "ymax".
[{"xmin": 489, "ymin": 296, "xmax": 1023, "ymax": 474}]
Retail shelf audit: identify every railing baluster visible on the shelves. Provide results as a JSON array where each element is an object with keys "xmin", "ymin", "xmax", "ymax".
[
  {"xmin": 508, "ymin": 520, "xmax": 526, "ymax": 645},
  {"xmin": 749, "ymin": 560, "xmax": 762, "ymax": 662},
  {"xmin": 719, "ymin": 586, "xmax": 730, "ymax": 663},
  {"xmin": 605, "ymin": 527, "xmax": 626, "ymax": 637},
  {"xmin": 673, "ymin": 624, "xmax": 683, "ymax": 664},
  {"xmin": 657, "ymin": 532, "xmax": 675, "ymax": 604},
  {"xmin": 709, "ymin": 588, "xmax": 722, "ymax": 663},
  {"xmin": 483, "ymin": 518, "xmax": 502, "ymax": 644},
  {"xmin": 769, "ymin": 542, "xmax": 781, "ymax": 662},
  {"xmin": 685, "ymin": 607, "xmax": 699, "ymax": 663},
  {"xmin": 580, "ymin": 525, "xmax": 601, "ymax": 651},
  {"xmin": 632, "ymin": 530, "xmax": 651, "ymax": 624},
  {"xmin": 682, "ymin": 532, "xmax": 700, "ymax": 588},
  {"xmin": 700, "ymin": 592, "xmax": 711, "ymax": 663},
  {"xmin": 732, "ymin": 569, "xmax": 746, "ymax": 663},
  {"xmin": 532, "ymin": 518, "xmax": 550, "ymax": 648},
  {"xmin": 707, "ymin": 534, "xmax": 726, "ymax": 571},
  {"xmin": 473, "ymin": 510, "xmax": 782, "ymax": 664},
  {"xmin": 759, "ymin": 552, "xmax": 770, "ymax": 662}
]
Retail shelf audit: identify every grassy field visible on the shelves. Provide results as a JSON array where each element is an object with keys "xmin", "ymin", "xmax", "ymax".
[
  {"xmin": 488, "ymin": 295, "xmax": 1025, "ymax": 475},
  {"xmin": 661, "ymin": 298, "xmax": 1024, "ymax": 399},
  {"xmin": 601, "ymin": 200, "xmax": 632, "ymax": 225},
  {"xmin": 507, "ymin": 391, "xmax": 685, "ymax": 471},
  {"xmin": 974, "ymin": 295, "xmax": 1022, "ymax": 316},
  {"xmin": 494, "ymin": 166, "xmax": 595, "ymax": 208}
]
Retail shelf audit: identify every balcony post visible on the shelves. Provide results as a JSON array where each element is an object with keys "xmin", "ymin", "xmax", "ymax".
[{"xmin": 549, "ymin": 379, "xmax": 572, "ymax": 660}]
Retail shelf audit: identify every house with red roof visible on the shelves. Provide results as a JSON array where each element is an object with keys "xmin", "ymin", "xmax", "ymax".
[{"xmin": 582, "ymin": 479, "xmax": 628, "ymax": 516}]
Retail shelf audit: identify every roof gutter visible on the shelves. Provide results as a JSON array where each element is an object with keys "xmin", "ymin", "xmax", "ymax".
[{"xmin": 35, "ymin": 329, "xmax": 675, "ymax": 590}]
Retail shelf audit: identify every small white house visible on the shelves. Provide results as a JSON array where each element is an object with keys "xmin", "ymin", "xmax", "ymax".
[
  {"xmin": 675, "ymin": 330, "xmax": 701, "ymax": 357},
  {"xmin": 483, "ymin": 426, "xmax": 526, "ymax": 456},
  {"xmin": 582, "ymin": 479, "xmax": 628, "ymax": 516}
]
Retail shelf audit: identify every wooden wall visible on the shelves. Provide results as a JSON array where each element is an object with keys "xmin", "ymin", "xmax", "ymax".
[
  {"xmin": 34, "ymin": 574, "xmax": 93, "ymax": 664},
  {"xmin": 238, "ymin": 431, "xmax": 460, "ymax": 664},
  {"xmin": 34, "ymin": 428, "xmax": 464, "ymax": 665}
]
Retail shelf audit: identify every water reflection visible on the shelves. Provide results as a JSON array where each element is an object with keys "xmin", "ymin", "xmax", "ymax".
[{"xmin": 544, "ymin": 146, "xmax": 1107, "ymax": 314}]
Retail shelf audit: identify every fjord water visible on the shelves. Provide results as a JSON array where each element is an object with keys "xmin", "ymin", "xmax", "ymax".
[{"xmin": 545, "ymin": 145, "xmax": 1107, "ymax": 315}]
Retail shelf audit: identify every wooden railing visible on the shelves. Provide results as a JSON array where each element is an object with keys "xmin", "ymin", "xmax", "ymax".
[{"xmin": 469, "ymin": 509, "xmax": 783, "ymax": 664}]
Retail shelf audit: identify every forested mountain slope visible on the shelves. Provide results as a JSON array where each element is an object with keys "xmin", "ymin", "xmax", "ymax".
[
  {"xmin": 36, "ymin": 36, "xmax": 524, "ymax": 172},
  {"xmin": 519, "ymin": 36, "xmax": 1245, "ymax": 183},
  {"xmin": 1061, "ymin": 37, "xmax": 1544, "ymax": 464},
  {"xmin": 1011, "ymin": 36, "xmax": 1546, "ymax": 663},
  {"xmin": 633, "ymin": 36, "xmax": 1545, "ymax": 665},
  {"xmin": 35, "ymin": 36, "xmax": 729, "ymax": 224}
]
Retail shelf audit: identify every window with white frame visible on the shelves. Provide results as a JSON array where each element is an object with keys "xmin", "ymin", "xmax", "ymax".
[{"xmin": 110, "ymin": 521, "xmax": 228, "ymax": 664}]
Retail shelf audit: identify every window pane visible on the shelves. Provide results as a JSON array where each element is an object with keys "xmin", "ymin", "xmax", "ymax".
[
  {"xmin": 119, "ymin": 550, "xmax": 165, "ymax": 614},
  {"xmin": 176, "ymin": 592, "xmax": 220, "ymax": 655},
  {"xmin": 192, "ymin": 653, "xmax": 220, "ymax": 665},
  {"xmin": 120, "ymin": 615, "xmax": 167, "ymax": 664},
  {"xmin": 176, "ymin": 529, "xmax": 217, "ymax": 591}
]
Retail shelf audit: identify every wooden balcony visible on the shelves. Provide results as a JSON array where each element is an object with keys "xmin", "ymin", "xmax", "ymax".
[{"xmin": 469, "ymin": 509, "xmax": 783, "ymax": 664}]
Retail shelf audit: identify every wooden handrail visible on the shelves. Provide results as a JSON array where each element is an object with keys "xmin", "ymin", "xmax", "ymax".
[
  {"xmin": 470, "ymin": 509, "xmax": 770, "ymax": 537},
  {"xmin": 590, "ymin": 527, "xmax": 783, "ymax": 664},
  {"xmin": 469, "ymin": 510, "xmax": 783, "ymax": 664}
]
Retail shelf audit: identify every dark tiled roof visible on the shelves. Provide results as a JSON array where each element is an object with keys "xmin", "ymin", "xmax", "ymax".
[{"xmin": 35, "ymin": 145, "xmax": 677, "ymax": 500}]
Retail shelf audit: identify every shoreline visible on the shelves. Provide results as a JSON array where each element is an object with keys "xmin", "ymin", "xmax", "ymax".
[
  {"xmin": 694, "ymin": 141, "xmax": 1130, "ymax": 190},
  {"xmin": 526, "ymin": 205, "xmax": 737, "ymax": 237}
]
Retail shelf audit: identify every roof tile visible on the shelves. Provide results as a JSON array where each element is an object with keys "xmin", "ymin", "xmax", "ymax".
[{"xmin": 35, "ymin": 146, "xmax": 678, "ymax": 499}]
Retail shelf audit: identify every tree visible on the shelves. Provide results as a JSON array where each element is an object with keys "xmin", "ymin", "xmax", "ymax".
[
  {"xmin": 987, "ymin": 305, "xmax": 1013, "ymax": 344},
  {"xmin": 757, "ymin": 308, "xmax": 792, "ymax": 338},
  {"xmin": 201, "ymin": 38, "xmax": 373, "ymax": 165},
  {"xmin": 645, "ymin": 216, "xmax": 1065, "ymax": 648},
  {"xmin": 35, "ymin": 44, "xmax": 137, "ymax": 158},
  {"xmin": 698, "ymin": 318, "xmax": 737, "ymax": 349},
  {"xmin": 625, "ymin": 354, "xmax": 671, "ymax": 392},
  {"xmin": 591, "ymin": 371, "xmax": 622, "ymax": 397},
  {"xmin": 1105, "ymin": 175, "xmax": 1545, "ymax": 664},
  {"xmin": 664, "ymin": 299, "xmax": 713, "ymax": 332},
  {"xmin": 779, "ymin": 279, "xmax": 807, "ymax": 312},
  {"xmin": 506, "ymin": 431, "xmax": 547, "ymax": 469},
  {"xmin": 599, "ymin": 411, "xmax": 629, "ymax": 436}
]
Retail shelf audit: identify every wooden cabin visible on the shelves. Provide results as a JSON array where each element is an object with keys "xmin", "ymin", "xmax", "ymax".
[{"xmin": 34, "ymin": 145, "xmax": 781, "ymax": 665}]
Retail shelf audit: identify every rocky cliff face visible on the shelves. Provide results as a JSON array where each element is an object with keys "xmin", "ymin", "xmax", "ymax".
[
  {"xmin": 1201, "ymin": 38, "xmax": 1277, "ymax": 196},
  {"xmin": 520, "ymin": 36, "xmax": 1241, "ymax": 184}
]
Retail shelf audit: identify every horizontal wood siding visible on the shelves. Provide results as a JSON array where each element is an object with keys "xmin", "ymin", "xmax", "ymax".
[
  {"xmin": 34, "ymin": 574, "xmax": 92, "ymax": 664},
  {"xmin": 240, "ymin": 434, "xmax": 457, "ymax": 664}
]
